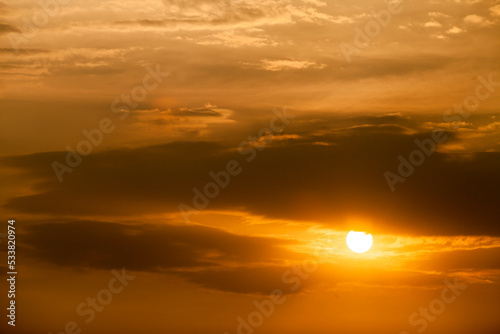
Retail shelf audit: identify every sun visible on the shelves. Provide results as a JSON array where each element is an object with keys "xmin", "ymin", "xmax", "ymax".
[{"xmin": 346, "ymin": 231, "xmax": 373, "ymax": 253}]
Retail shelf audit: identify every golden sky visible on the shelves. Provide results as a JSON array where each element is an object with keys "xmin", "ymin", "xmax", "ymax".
[{"xmin": 1, "ymin": 0, "xmax": 500, "ymax": 333}]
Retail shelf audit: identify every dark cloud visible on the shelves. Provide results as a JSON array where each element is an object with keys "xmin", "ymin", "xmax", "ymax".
[
  {"xmin": 177, "ymin": 259, "xmax": 481, "ymax": 295},
  {"xmin": 0, "ymin": 23, "xmax": 19, "ymax": 34},
  {"xmin": 413, "ymin": 247, "xmax": 500, "ymax": 272},
  {"xmin": 172, "ymin": 106, "xmax": 224, "ymax": 117},
  {"xmin": 20, "ymin": 219, "xmax": 483, "ymax": 295},
  {"xmin": 0, "ymin": 48, "xmax": 50, "ymax": 54},
  {"xmin": 3, "ymin": 114, "xmax": 500, "ymax": 236},
  {"xmin": 178, "ymin": 266, "xmax": 305, "ymax": 295},
  {"xmin": 22, "ymin": 220, "xmax": 297, "ymax": 272}
]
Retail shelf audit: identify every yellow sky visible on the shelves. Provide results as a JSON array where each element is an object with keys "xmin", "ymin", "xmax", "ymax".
[{"xmin": 1, "ymin": 0, "xmax": 500, "ymax": 333}]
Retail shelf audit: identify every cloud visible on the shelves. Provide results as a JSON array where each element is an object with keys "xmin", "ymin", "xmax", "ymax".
[
  {"xmin": 18, "ymin": 219, "xmax": 313, "ymax": 295},
  {"xmin": 130, "ymin": 105, "xmax": 235, "ymax": 131},
  {"xmin": 181, "ymin": 259, "xmax": 498, "ymax": 295},
  {"xmin": 113, "ymin": 0, "xmax": 357, "ymax": 42},
  {"xmin": 428, "ymin": 12, "xmax": 450, "ymax": 18},
  {"xmin": 3, "ymin": 113, "xmax": 500, "ymax": 236},
  {"xmin": 119, "ymin": 0, "xmax": 337, "ymax": 32},
  {"xmin": 424, "ymin": 21, "xmax": 442, "ymax": 28},
  {"xmin": 161, "ymin": 0, "xmax": 290, "ymax": 23},
  {"xmin": 22, "ymin": 220, "xmax": 298, "ymax": 271},
  {"xmin": 301, "ymin": 0, "xmax": 326, "ymax": 6},
  {"xmin": 0, "ymin": 48, "xmax": 50, "ymax": 54},
  {"xmin": 250, "ymin": 59, "xmax": 326, "ymax": 71},
  {"xmin": 107, "ymin": 0, "xmax": 290, "ymax": 33},
  {"xmin": 192, "ymin": 30, "xmax": 278, "ymax": 47},
  {"xmin": 463, "ymin": 14, "xmax": 494, "ymax": 27},
  {"xmin": 411, "ymin": 247, "xmax": 500, "ymax": 277},
  {"xmin": 178, "ymin": 266, "xmax": 306, "ymax": 294},
  {"xmin": 159, "ymin": 0, "xmax": 351, "ymax": 26},
  {"xmin": 0, "ymin": 23, "xmax": 19, "ymax": 34},
  {"xmin": 489, "ymin": 4, "xmax": 500, "ymax": 16},
  {"xmin": 383, "ymin": 234, "xmax": 500, "ymax": 254},
  {"xmin": 19, "ymin": 220, "xmax": 498, "ymax": 295},
  {"xmin": 446, "ymin": 26, "xmax": 464, "ymax": 34}
]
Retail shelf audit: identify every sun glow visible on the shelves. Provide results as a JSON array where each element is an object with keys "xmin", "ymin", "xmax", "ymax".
[{"xmin": 346, "ymin": 231, "xmax": 373, "ymax": 253}]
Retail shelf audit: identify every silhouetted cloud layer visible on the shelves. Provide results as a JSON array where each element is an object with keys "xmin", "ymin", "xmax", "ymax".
[{"xmin": 3, "ymin": 114, "xmax": 500, "ymax": 236}]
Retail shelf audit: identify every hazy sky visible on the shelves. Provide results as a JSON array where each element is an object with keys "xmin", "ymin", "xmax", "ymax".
[{"xmin": 1, "ymin": 1, "xmax": 500, "ymax": 334}]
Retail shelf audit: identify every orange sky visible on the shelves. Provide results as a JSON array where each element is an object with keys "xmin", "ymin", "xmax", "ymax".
[{"xmin": 1, "ymin": 0, "xmax": 500, "ymax": 334}]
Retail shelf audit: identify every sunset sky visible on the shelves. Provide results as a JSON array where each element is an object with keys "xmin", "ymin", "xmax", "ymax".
[{"xmin": 1, "ymin": 0, "xmax": 500, "ymax": 333}]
